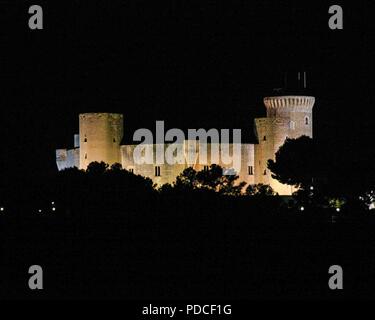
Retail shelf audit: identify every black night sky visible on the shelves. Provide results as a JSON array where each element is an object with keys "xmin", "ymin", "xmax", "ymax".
[
  {"xmin": 0, "ymin": 1, "xmax": 374, "ymax": 179},
  {"xmin": 2, "ymin": 1, "xmax": 375, "ymax": 303}
]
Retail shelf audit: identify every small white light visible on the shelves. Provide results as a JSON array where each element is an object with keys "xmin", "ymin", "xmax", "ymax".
[
  {"xmin": 0, "ymin": 207, "xmax": 4, "ymax": 212},
  {"xmin": 38, "ymin": 209, "xmax": 42, "ymax": 213},
  {"xmin": 52, "ymin": 207, "xmax": 56, "ymax": 212},
  {"xmin": 336, "ymin": 208, "xmax": 340, "ymax": 212},
  {"xmin": 51, "ymin": 201, "xmax": 55, "ymax": 205},
  {"xmin": 310, "ymin": 186, "xmax": 314, "ymax": 190},
  {"xmin": 300, "ymin": 206, "xmax": 305, "ymax": 211}
]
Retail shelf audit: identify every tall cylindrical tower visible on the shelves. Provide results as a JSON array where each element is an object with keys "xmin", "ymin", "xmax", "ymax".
[
  {"xmin": 79, "ymin": 113, "xmax": 124, "ymax": 170},
  {"xmin": 264, "ymin": 95, "xmax": 315, "ymax": 143},
  {"xmin": 254, "ymin": 95, "xmax": 315, "ymax": 195}
]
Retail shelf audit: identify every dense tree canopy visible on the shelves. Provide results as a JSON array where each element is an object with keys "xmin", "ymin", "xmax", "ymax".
[
  {"xmin": 267, "ymin": 136, "xmax": 319, "ymax": 189},
  {"xmin": 245, "ymin": 183, "xmax": 277, "ymax": 197},
  {"xmin": 173, "ymin": 164, "xmax": 246, "ymax": 196},
  {"xmin": 267, "ymin": 135, "xmax": 375, "ymax": 208}
]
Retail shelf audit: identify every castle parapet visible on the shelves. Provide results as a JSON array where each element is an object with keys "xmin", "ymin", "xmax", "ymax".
[{"xmin": 264, "ymin": 96, "xmax": 315, "ymax": 116}]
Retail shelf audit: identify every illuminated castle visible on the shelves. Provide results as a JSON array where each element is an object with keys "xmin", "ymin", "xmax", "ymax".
[{"xmin": 56, "ymin": 81, "xmax": 315, "ymax": 195}]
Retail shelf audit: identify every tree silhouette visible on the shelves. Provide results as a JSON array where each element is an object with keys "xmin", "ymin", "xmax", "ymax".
[
  {"xmin": 175, "ymin": 167, "xmax": 198, "ymax": 190},
  {"xmin": 267, "ymin": 136, "xmax": 319, "ymax": 189},
  {"xmin": 86, "ymin": 161, "xmax": 109, "ymax": 175},
  {"xmin": 246, "ymin": 183, "xmax": 276, "ymax": 197},
  {"xmin": 110, "ymin": 162, "xmax": 123, "ymax": 171},
  {"xmin": 173, "ymin": 164, "xmax": 245, "ymax": 195}
]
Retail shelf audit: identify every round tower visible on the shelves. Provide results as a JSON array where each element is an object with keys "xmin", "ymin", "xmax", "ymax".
[
  {"xmin": 264, "ymin": 95, "xmax": 315, "ymax": 144},
  {"xmin": 254, "ymin": 95, "xmax": 315, "ymax": 195},
  {"xmin": 79, "ymin": 113, "xmax": 124, "ymax": 170}
]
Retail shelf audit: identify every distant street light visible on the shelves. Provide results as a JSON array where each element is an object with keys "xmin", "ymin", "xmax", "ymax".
[
  {"xmin": 0, "ymin": 207, "xmax": 4, "ymax": 212},
  {"xmin": 300, "ymin": 206, "xmax": 305, "ymax": 211}
]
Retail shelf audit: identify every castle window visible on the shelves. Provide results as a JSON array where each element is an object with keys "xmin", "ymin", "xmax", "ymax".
[
  {"xmin": 204, "ymin": 165, "xmax": 209, "ymax": 172},
  {"xmin": 113, "ymin": 138, "xmax": 116, "ymax": 143},
  {"xmin": 129, "ymin": 168, "xmax": 134, "ymax": 173},
  {"xmin": 84, "ymin": 138, "xmax": 87, "ymax": 142},
  {"xmin": 263, "ymin": 169, "xmax": 267, "ymax": 175},
  {"xmin": 305, "ymin": 116, "xmax": 310, "ymax": 125},
  {"xmin": 85, "ymin": 153, "xmax": 87, "ymax": 159},
  {"xmin": 290, "ymin": 121, "xmax": 296, "ymax": 130},
  {"xmin": 248, "ymin": 166, "xmax": 253, "ymax": 175},
  {"xmin": 263, "ymin": 136, "xmax": 267, "ymax": 141},
  {"xmin": 155, "ymin": 166, "xmax": 161, "ymax": 177}
]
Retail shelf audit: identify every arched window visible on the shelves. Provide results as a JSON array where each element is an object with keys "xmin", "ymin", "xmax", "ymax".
[
  {"xmin": 305, "ymin": 116, "xmax": 310, "ymax": 125},
  {"xmin": 84, "ymin": 138, "xmax": 87, "ymax": 142},
  {"xmin": 263, "ymin": 136, "xmax": 267, "ymax": 141}
]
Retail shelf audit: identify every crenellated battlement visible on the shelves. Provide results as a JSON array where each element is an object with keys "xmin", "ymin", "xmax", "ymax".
[
  {"xmin": 264, "ymin": 96, "xmax": 315, "ymax": 110},
  {"xmin": 56, "ymin": 91, "xmax": 315, "ymax": 195}
]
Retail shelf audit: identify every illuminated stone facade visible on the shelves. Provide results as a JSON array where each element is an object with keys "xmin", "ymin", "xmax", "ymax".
[
  {"xmin": 78, "ymin": 113, "xmax": 124, "ymax": 170},
  {"xmin": 254, "ymin": 96, "xmax": 314, "ymax": 194},
  {"xmin": 56, "ymin": 95, "xmax": 315, "ymax": 195},
  {"xmin": 121, "ymin": 142, "xmax": 255, "ymax": 186}
]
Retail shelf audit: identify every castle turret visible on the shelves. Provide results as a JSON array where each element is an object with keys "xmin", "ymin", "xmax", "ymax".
[
  {"xmin": 254, "ymin": 95, "xmax": 315, "ymax": 195},
  {"xmin": 79, "ymin": 113, "xmax": 124, "ymax": 169}
]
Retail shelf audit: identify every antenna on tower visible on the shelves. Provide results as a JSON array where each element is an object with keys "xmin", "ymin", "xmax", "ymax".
[{"xmin": 303, "ymin": 71, "xmax": 307, "ymax": 89}]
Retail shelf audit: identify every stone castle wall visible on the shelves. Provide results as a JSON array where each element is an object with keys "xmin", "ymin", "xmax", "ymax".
[
  {"xmin": 55, "ymin": 94, "xmax": 314, "ymax": 195},
  {"xmin": 56, "ymin": 148, "xmax": 80, "ymax": 171},
  {"xmin": 79, "ymin": 113, "xmax": 123, "ymax": 170},
  {"xmin": 121, "ymin": 142, "xmax": 255, "ymax": 187},
  {"xmin": 255, "ymin": 96, "xmax": 315, "ymax": 195}
]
